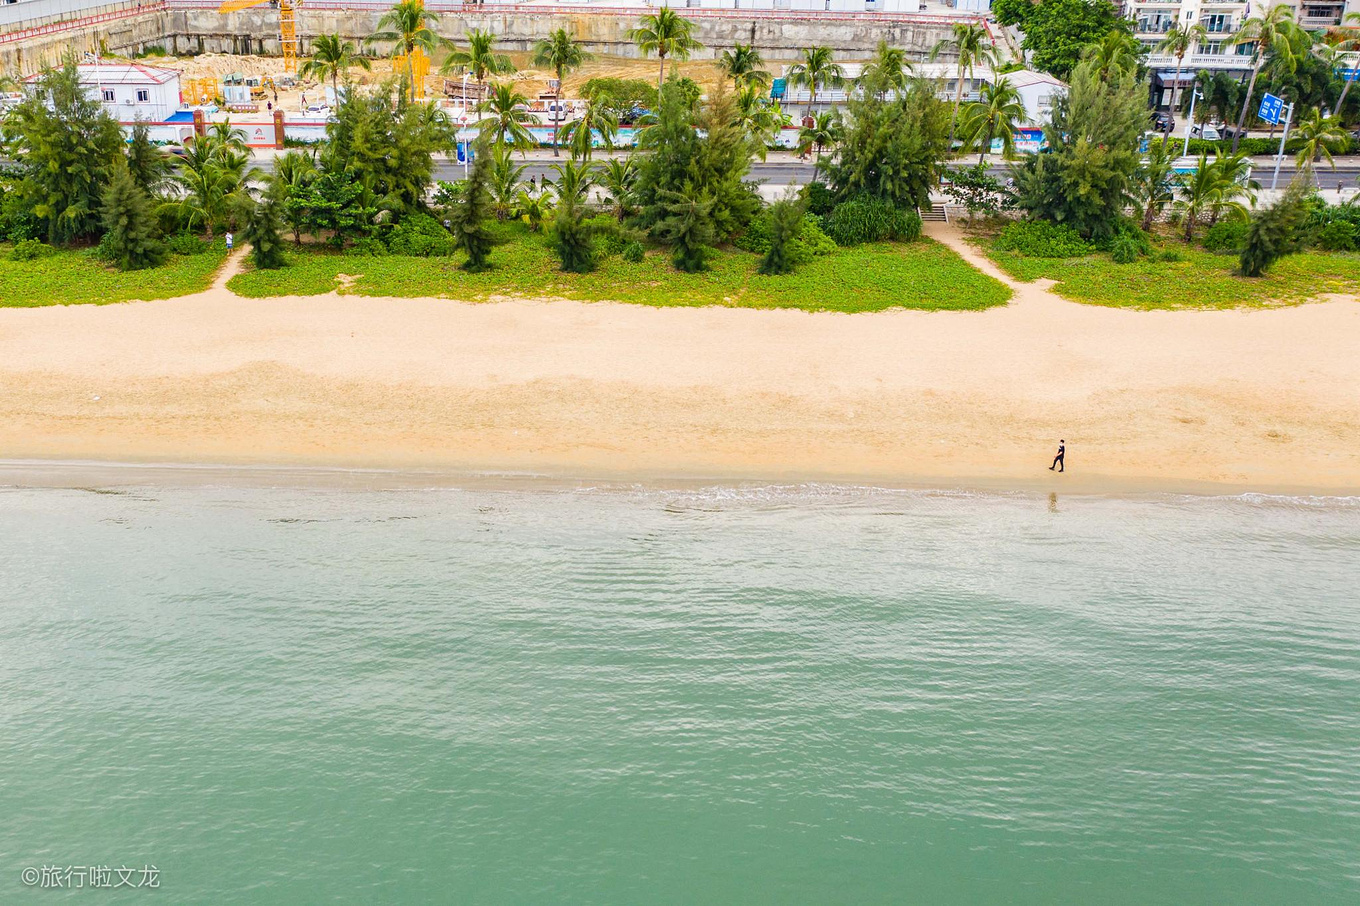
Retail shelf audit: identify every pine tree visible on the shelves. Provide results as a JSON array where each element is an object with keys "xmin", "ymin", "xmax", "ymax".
[
  {"xmin": 446, "ymin": 140, "xmax": 495, "ymax": 270},
  {"xmin": 552, "ymin": 196, "xmax": 596, "ymax": 273},
  {"xmin": 653, "ymin": 189, "xmax": 715, "ymax": 272},
  {"xmin": 8, "ymin": 58, "xmax": 124, "ymax": 245},
  {"xmin": 100, "ymin": 160, "xmax": 165, "ymax": 271},
  {"xmin": 633, "ymin": 79, "xmax": 757, "ymax": 266},
  {"xmin": 245, "ymin": 180, "xmax": 288, "ymax": 270},
  {"xmin": 1239, "ymin": 182, "xmax": 1309, "ymax": 278},
  {"xmin": 126, "ymin": 122, "xmax": 170, "ymax": 195},
  {"xmin": 758, "ymin": 197, "xmax": 804, "ymax": 275}
]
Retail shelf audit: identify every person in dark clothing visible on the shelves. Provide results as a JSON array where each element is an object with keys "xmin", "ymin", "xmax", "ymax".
[{"xmin": 1049, "ymin": 439, "xmax": 1065, "ymax": 473}]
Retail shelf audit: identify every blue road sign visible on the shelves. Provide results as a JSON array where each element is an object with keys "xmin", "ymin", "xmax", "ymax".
[
  {"xmin": 1339, "ymin": 68, "xmax": 1360, "ymax": 83},
  {"xmin": 1258, "ymin": 93, "xmax": 1284, "ymax": 125}
]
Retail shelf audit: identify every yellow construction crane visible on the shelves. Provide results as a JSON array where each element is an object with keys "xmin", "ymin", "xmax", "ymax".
[{"xmin": 217, "ymin": 0, "xmax": 300, "ymax": 74}]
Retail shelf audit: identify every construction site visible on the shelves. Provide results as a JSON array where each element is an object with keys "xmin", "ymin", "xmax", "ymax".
[{"xmin": 1, "ymin": 0, "xmax": 998, "ymax": 147}]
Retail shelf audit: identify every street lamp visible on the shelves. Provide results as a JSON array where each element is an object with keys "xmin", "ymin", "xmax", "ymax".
[{"xmin": 1182, "ymin": 87, "xmax": 1203, "ymax": 158}]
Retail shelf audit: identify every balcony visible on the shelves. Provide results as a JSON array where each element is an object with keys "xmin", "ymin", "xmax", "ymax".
[{"xmin": 1144, "ymin": 52, "xmax": 1255, "ymax": 71}]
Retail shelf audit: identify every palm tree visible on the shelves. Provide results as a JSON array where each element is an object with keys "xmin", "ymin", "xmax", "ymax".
[
  {"xmin": 560, "ymin": 100, "xmax": 617, "ymax": 161},
  {"xmin": 166, "ymin": 136, "xmax": 260, "ymax": 240},
  {"xmin": 787, "ymin": 46, "xmax": 844, "ymax": 117},
  {"xmin": 1084, "ymin": 30, "xmax": 1142, "ymax": 77},
  {"xmin": 532, "ymin": 28, "xmax": 592, "ymax": 158},
  {"xmin": 858, "ymin": 40, "xmax": 911, "ymax": 98},
  {"xmin": 719, "ymin": 43, "xmax": 770, "ymax": 89},
  {"xmin": 960, "ymin": 77, "xmax": 1024, "ymax": 165},
  {"xmin": 1157, "ymin": 23, "xmax": 1207, "ymax": 135},
  {"xmin": 1292, "ymin": 107, "xmax": 1346, "ymax": 170},
  {"xmin": 1134, "ymin": 138, "xmax": 1177, "ymax": 230},
  {"xmin": 442, "ymin": 29, "xmax": 515, "ymax": 103},
  {"xmin": 477, "ymin": 82, "xmax": 537, "ymax": 152},
  {"xmin": 931, "ymin": 22, "xmax": 999, "ymax": 146},
  {"xmin": 205, "ymin": 119, "xmax": 249, "ymax": 155},
  {"xmin": 1229, "ymin": 3, "xmax": 1309, "ymax": 152},
  {"xmin": 551, "ymin": 158, "xmax": 595, "ymax": 206},
  {"xmin": 1175, "ymin": 151, "xmax": 1256, "ymax": 241},
  {"xmin": 272, "ymin": 148, "xmax": 316, "ymax": 243},
  {"xmin": 368, "ymin": 0, "xmax": 442, "ymax": 97},
  {"xmin": 797, "ymin": 110, "xmax": 842, "ymax": 173},
  {"xmin": 598, "ymin": 156, "xmax": 638, "ymax": 222},
  {"xmin": 489, "ymin": 145, "xmax": 525, "ymax": 220},
  {"xmin": 515, "ymin": 189, "xmax": 554, "ymax": 232},
  {"xmin": 301, "ymin": 34, "xmax": 371, "ymax": 100},
  {"xmin": 1328, "ymin": 15, "xmax": 1360, "ymax": 117},
  {"xmin": 734, "ymin": 84, "xmax": 788, "ymax": 160},
  {"xmin": 629, "ymin": 8, "xmax": 703, "ymax": 97}
]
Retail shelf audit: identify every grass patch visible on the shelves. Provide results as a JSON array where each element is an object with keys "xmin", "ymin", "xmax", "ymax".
[
  {"xmin": 975, "ymin": 230, "xmax": 1360, "ymax": 309},
  {"xmin": 0, "ymin": 243, "xmax": 229, "ymax": 307},
  {"xmin": 228, "ymin": 227, "xmax": 1010, "ymax": 313}
]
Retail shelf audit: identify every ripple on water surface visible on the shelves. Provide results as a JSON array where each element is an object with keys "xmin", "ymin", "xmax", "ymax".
[{"xmin": 0, "ymin": 484, "xmax": 1357, "ymax": 903}]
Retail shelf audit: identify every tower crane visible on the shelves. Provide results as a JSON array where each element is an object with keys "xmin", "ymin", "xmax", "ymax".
[{"xmin": 217, "ymin": 0, "xmax": 301, "ymax": 74}]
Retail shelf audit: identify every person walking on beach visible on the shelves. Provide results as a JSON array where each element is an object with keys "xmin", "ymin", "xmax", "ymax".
[
  {"xmin": 225, "ymin": 232, "xmax": 234, "ymax": 253},
  {"xmin": 1049, "ymin": 439, "xmax": 1065, "ymax": 473}
]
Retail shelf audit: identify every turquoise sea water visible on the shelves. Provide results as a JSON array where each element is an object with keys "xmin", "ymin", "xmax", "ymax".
[{"xmin": 1, "ymin": 481, "xmax": 1358, "ymax": 904}]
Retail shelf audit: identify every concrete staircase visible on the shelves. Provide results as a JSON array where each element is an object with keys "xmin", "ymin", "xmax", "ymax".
[{"xmin": 919, "ymin": 203, "xmax": 949, "ymax": 223}]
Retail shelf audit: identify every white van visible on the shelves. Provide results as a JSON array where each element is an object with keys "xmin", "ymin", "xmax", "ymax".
[{"xmin": 1189, "ymin": 123, "xmax": 1221, "ymax": 141}]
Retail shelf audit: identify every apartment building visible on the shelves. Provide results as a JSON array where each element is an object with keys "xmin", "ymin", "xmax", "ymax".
[{"xmin": 1128, "ymin": 0, "xmax": 1360, "ymax": 110}]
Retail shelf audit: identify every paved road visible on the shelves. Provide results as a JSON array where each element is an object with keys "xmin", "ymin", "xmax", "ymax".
[
  {"xmin": 250, "ymin": 156, "xmax": 1360, "ymax": 190},
  {"xmin": 6, "ymin": 155, "xmax": 1352, "ymax": 190}
]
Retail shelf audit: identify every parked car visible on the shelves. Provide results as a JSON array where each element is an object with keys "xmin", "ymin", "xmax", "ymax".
[
  {"xmin": 1189, "ymin": 123, "xmax": 1222, "ymax": 141},
  {"xmin": 1152, "ymin": 112, "xmax": 1175, "ymax": 133}
]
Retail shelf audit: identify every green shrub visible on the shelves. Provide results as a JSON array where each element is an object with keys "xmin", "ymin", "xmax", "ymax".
[
  {"xmin": 738, "ymin": 209, "xmax": 839, "ymax": 264},
  {"xmin": 824, "ymin": 198, "xmax": 920, "ymax": 246},
  {"xmin": 1111, "ymin": 231, "xmax": 1143, "ymax": 264},
  {"xmin": 1158, "ymin": 249, "xmax": 1182, "ymax": 262},
  {"xmin": 802, "ymin": 181, "xmax": 836, "ymax": 217},
  {"xmin": 0, "ymin": 200, "xmax": 38, "ymax": 242},
  {"xmin": 621, "ymin": 240, "xmax": 645, "ymax": 263},
  {"xmin": 1316, "ymin": 220, "xmax": 1358, "ymax": 252},
  {"xmin": 89, "ymin": 234, "xmax": 118, "ymax": 263},
  {"xmin": 350, "ymin": 237, "xmax": 389, "ymax": 256},
  {"xmin": 993, "ymin": 220, "xmax": 1092, "ymax": 258},
  {"xmin": 587, "ymin": 214, "xmax": 627, "ymax": 257},
  {"xmin": 387, "ymin": 213, "xmax": 455, "ymax": 257},
  {"xmin": 1149, "ymin": 134, "xmax": 1356, "ymax": 158},
  {"xmin": 1202, "ymin": 221, "xmax": 1249, "ymax": 254},
  {"xmin": 796, "ymin": 214, "xmax": 838, "ymax": 257},
  {"xmin": 167, "ymin": 232, "xmax": 211, "ymax": 255},
  {"xmin": 11, "ymin": 238, "xmax": 51, "ymax": 261}
]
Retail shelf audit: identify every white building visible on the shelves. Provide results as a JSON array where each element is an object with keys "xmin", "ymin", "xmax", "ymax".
[
  {"xmin": 24, "ymin": 61, "xmax": 182, "ymax": 122},
  {"xmin": 1127, "ymin": 0, "xmax": 1360, "ymax": 108}
]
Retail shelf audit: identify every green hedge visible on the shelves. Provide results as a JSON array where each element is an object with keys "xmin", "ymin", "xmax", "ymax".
[
  {"xmin": 1149, "ymin": 135, "xmax": 1357, "ymax": 158},
  {"xmin": 992, "ymin": 220, "xmax": 1092, "ymax": 258}
]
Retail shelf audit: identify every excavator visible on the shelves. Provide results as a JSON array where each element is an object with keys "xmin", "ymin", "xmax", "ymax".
[{"xmin": 216, "ymin": 0, "xmax": 300, "ymax": 74}]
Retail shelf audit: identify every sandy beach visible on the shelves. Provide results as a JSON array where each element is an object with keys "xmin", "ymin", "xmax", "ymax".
[{"xmin": 1, "ymin": 224, "xmax": 1358, "ymax": 494}]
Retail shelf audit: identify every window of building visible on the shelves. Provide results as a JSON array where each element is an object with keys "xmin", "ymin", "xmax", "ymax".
[
  {"xmin": 1202, "ymin": 13, "xmax": 1230, "ymax": 33},
  {"xmin": 136, "ymin": 89, "xmax": 150, "ymax": 102},
  {"xmin": 102, "ymin": 88, "xmax": 115, "ymax": 102}
]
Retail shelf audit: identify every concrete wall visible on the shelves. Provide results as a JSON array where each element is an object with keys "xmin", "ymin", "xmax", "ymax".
[
  {"xmin": 1, "ymin": 8, "xmax": 167, "ymax": 76},
  {"xmin": 4, "ymin": 6, "xmax": 969, "ymax": 77},
  {"xmin": 164, "ymin": 8, "xmax": 964, "ymax": 63}
]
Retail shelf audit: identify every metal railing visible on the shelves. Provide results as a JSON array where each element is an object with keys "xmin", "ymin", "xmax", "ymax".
[
  {"xmin": 0, "ymin": 2, "xmax": 166, "ymax": 44},
  {"xmin": 162, "ymin": 0, "xmax": 985, "ymax": 23}
]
